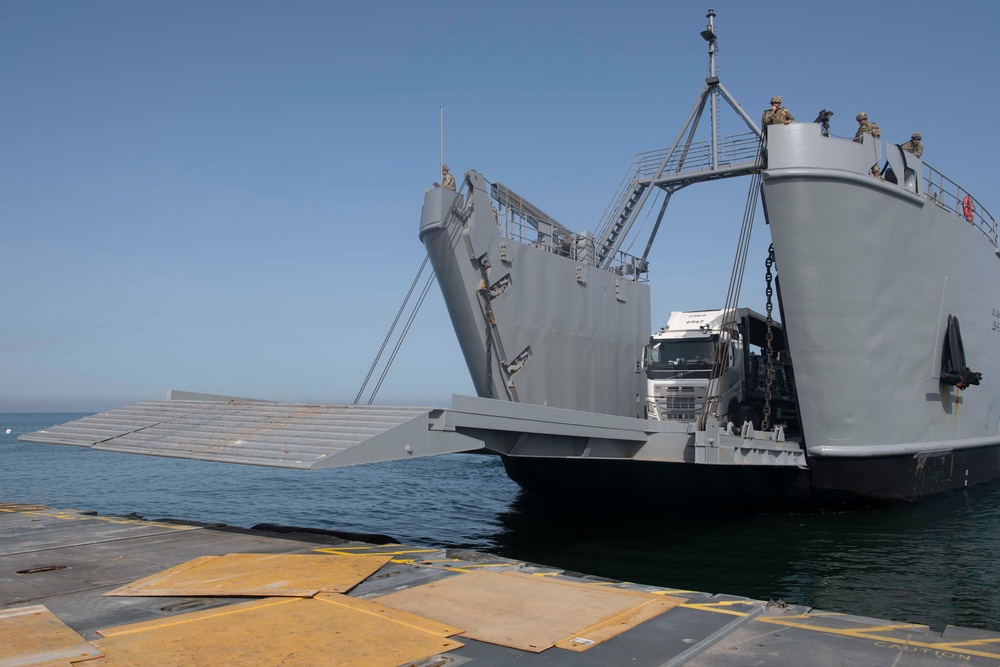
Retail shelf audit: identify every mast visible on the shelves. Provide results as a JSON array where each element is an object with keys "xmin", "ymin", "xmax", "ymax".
[
  {"xmin": 595, "ymin": 8, "xmax": 763, "ymax": 270},
  {"xmin": 703, "ymin": 9, "xmax": 719, "ymax": 171}
]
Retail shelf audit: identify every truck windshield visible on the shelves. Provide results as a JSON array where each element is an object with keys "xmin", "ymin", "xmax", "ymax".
[{"xmin": 648, "ymin": 338, "xmax": 717, "ymax": 371}]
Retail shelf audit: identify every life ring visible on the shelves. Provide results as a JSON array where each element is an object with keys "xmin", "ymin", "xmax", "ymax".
[{"xmin": 962, "ymin": 196, "xmax": 975, "ymax": 222}]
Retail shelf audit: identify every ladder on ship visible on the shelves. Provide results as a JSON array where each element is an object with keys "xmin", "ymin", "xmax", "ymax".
[{"xmin": 594, "ymin": 9, "xmax": 764, "ymax": 271}]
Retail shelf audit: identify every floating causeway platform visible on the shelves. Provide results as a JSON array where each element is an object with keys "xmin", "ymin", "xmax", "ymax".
[{"xmin": 3, "ymin": 503, "xmax": 998, "ymax": 666}]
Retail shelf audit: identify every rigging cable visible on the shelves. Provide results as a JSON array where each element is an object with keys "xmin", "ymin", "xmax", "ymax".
[
  {"xmin": 353, "ymin": 254, "xmax": 430, "ymax": 405},
  {"xmin": 354, "ymin": 186, "xmax": 469, "ymax": 405},
  {"xmin": 700, "ymin": 135, "xmax": 765, "ymax": 429}
]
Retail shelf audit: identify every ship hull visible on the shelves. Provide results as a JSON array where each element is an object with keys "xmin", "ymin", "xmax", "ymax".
[
  {"xmin": 502, "ymin": 442, "xmax": 1000, "ymax": 505},
  {"xmin": 761, "ymin": 123, "xmax": 1000, "ymax": 494}
]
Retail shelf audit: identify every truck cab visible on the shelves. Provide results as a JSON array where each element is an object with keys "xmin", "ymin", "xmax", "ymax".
[{"xmin": 644, "ymin": 308, "xmax": 799, "ymax": 432}]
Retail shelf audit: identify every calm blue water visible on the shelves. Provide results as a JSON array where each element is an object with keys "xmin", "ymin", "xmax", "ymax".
[{"xmin": 2, "ymin": 412, "xmax": 999, "ymax": 632}]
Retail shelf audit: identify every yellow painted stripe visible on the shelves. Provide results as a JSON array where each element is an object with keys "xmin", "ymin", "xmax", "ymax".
[
  {"xmin": 938, "ymin": 637, "xmax": 1000, "ymax": 647},
  {"xmin": 858, "ymin": 623, "xmax": 929, "ymax": 632},
  {"xmin": 753, "ymin": 617, "xmax": 1000, "ymax": 660},
  {"xmin": 312, "ymin": 547, "xmax": 438, "ymax": 557},
  {"xmin": 679, "ymin": 603, "xmax": 751, "ymax": 618},
  {"xmin": 12, "ymin": 508, "xmax": 195, "ymax": 530}
]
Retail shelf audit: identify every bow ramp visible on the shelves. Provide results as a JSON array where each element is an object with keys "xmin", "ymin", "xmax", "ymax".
[
  {"xmin": 19, "ymin": 391, "xmax": 806, "ymax": 470},
  {"xmin": 17, "ymin": 391, "xmax": 479, "ymax": 470}
]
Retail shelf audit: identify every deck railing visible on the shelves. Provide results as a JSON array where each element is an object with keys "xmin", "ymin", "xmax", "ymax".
[
  {"xmin": 595, "ymin": 132, "xmax": 760, "ymax": 245},
  {"xmin": 488, "ymin": 181, "xmax": 648, "ymax": 282},
  {"xmin": 922, "ymin": 164, "xmax": 998, "ymax": 248}
]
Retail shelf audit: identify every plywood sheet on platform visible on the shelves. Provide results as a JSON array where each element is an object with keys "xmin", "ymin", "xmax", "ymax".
[
  {"xmin": 0, "ymin": 604, "xmax": 104, "ymax": 665},
  {"xmin": 374, "ymin": 570, "xmax": 682, "ymax": 652},
  {"xmin": 94, "ymin": 595, "xmax": 463, "ymax": 667},
  {"xmin": 103, "ymin": 552, "xmax": 392, "ymax": 598}
]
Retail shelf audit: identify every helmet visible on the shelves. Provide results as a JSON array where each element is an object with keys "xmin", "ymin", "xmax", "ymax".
[
  {"xmin": 442, "ymin": 164, "xmax": 450, "ymax": 172},
  {"xmin": 770, "ymin": 95, "xmax": 782, "ymax": 105},
  {"xmin": 856, "ymin": 112, "xmax": 868, "ymax": 121},
  {"xmin": 911, "ymin": 132, "xmax": 922, "ymax": 140}
]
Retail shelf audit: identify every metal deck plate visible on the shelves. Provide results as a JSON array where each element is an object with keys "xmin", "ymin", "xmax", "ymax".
[{"xmin": 103, "ymin": 552, "xmax": 394, "ymax": 598}]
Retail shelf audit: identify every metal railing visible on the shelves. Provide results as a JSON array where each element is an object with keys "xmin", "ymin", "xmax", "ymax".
[
  {"xmin": 488, "ymin": 182, "xmax": 648, "ymax": 282},
  {"xmin": 922, "ymin": 164, "xmax": 998, "ymax": 248},
  {"xmin": 632, "ymin": 132, "xmax": 760, "ymax": 179},
  {"xmin": 594, "ymin": 132, "xmax": 760, "ymax": 245}
]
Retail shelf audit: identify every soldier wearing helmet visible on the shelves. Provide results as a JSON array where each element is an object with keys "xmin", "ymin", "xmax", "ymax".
[
  {"xmin": 762, "ymin": 95, "xmax": 795, "ymax": 127},
  {"xmin": 435, "ymin": 164, "xmax": 456, "ymax": 191},
  {"xmin": 853, "ymin": 112, "xmax": 881, "ymax": 143},
  {"xmin": 901, "ymin": 132, "xmax": 924, "ymax": 158}
]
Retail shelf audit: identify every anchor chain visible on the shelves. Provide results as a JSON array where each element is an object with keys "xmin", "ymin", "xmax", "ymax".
[{"xmin": 761, "ymin": 243, "xmax": 775, "ymax": 431}]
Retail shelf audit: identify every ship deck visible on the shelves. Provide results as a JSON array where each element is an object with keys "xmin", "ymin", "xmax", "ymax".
[{"xmin": 3, "ymin": 503, "xmax": 998, "ymax": 666}]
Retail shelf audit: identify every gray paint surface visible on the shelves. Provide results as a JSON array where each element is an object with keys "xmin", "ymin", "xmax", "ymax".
[
  {"xmin": 421, "ymin": 173, "xmax": 650, "ymax": 419},
  {"xmin": 762, "ymin": 122, "xmax": 1000, "ymax": 457}
]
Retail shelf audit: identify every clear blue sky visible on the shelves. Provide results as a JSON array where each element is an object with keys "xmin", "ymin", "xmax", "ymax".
[{"xmin": 2, "ymin": 1, "xmax": 998, "ymax": 411}]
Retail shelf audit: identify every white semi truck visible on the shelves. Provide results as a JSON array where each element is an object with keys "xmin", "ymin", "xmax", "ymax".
[{"xmin": 643, "ymin": 308, "xmax": 799, "ymax": 431}]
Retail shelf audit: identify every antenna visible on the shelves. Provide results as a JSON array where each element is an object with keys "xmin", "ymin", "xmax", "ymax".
[
  {"xmin": 439, "ymin": 106, "xmax": 444, "ymax": 178},
  {"xmin": 702, "ymin": 9, "xmax": 719, "ymax": 170}
]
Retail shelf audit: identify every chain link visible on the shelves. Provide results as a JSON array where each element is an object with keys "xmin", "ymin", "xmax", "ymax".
[{"xmin": 761, "ymin": 244, "xmax": 775, "ymax": 431}]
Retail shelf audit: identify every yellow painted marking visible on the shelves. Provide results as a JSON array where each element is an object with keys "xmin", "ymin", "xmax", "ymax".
[
  {"xmin": 312, "ymin": 547, "xmax": 438, "ymax": 557},
  {"xmin": 8, "ymin": 508, "xmax": 195, "ymax": 530},
  {"xmin": 858, "ymin": 623, "xmax": 929, "ymax": 632},
  {"xmin": 754, "ymin": 616, "xmax": 1000, "ymax": 660},
  {"xmin": 940, "ymin": 637, "xmax": 1000, "ymax": 647},
  {"xmin": 406, "ymin": 559, "xmax": 524, "ymax": 569},
  {"xmin": 654, "ymin": 589, "xmax": 696, "ymax": 595},
  {"xmin": 679, "ymin": 602, "xmax": 752, "ymax": 618}
]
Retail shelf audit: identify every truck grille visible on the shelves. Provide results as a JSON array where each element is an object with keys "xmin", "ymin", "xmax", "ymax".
[{"xmin": 654, "ymin": 385, "xmax": 706, "ymax": 422}]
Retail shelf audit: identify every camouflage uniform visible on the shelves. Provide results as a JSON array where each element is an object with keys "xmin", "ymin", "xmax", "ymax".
[
  {"xmin": 440, "ymin": 166, "xmax": 456, "ymax": 191},
  {"xmin": 853, "ymin": 119, "xmax": 881, "ymax": 143},
  {"xmin": 901, "ymin": 133, "xmax": 924, "ymax": 158},
  {"xmin": 762, "ymin": 96, "xmax": 794, "ymax": 126}
]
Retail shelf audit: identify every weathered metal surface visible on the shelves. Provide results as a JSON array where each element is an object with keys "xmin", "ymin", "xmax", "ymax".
[
  {"xmin": 21, "ymin": 392, "xmax": 810, "ymax": 473},
  {"xmin": 3, "ymin": 505, "xmax": 1000, "ymax": 665},
  {"xmin": 18, "ymin": 398, "xmax": 476, "ymax": 469}
]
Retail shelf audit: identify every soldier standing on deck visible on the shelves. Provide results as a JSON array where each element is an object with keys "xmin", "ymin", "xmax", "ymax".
[
  {"xmin": 853, "ymin": 112, "xmax": 881, "ymax": 142},
  {"xmin": 434, "ymin": 165, "xmax": 456, "ymax": 191},
  {"xmin": 854, "ymin": 113, "xmax": 882, "ymax": 176},
  {"xmin": 901, "ymin": 132, "xmax": 924, "ymax": 158},
  {"xmin": 762, "ymin": 96, "xmax": 795, "ymax": 126}
]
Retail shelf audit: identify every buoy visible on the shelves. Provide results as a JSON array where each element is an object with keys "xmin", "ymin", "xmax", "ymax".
[{"xmin": 4, "ymin": 428, "xmax": 10, "ymax": 434}]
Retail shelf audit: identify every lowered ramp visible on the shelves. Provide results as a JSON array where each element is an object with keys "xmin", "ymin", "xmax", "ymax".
[
  {"xmin": 18, "ymin": 392, "xmax": 482, "ymax": 469},
  {"xmin": 19, "ymin": 391, "xmax": 806, "ymax": 470}
]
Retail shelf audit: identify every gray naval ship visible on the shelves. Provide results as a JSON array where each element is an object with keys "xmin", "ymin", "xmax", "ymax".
[
  {"xmin": 22, "ymin": 11, "xmax": 1000, "ymax": 506},
  {"xmin": 415, "ymin": 11, "xmax": 999, "ymax": 504}
]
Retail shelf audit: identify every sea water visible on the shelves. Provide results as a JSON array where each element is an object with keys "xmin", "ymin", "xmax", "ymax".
[{"xmin": 2, "ymin": 412, "xmax": 998, "ymax": 632}]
